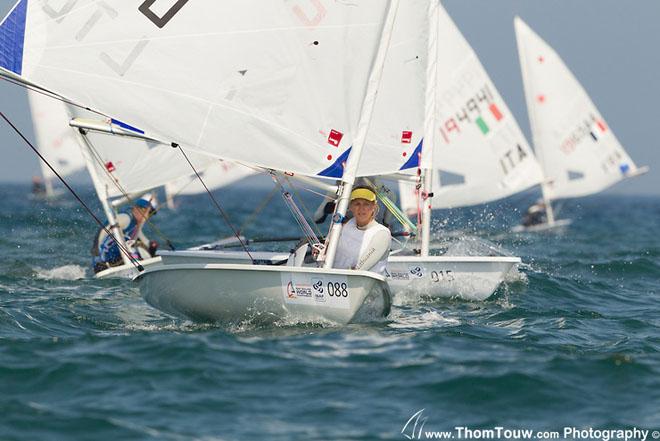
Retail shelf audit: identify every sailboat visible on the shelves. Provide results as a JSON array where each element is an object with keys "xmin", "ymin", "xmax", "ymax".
[
  {"xmin": 26, "ymin": 90, "xmax": 86, "ymax": 198},
  {"xmin": 384, "ymin": 2, "xmax": 536, "ymax": 300},
  {"xmin": 513, "ymin": 17, "xmax": 649, "ymax": 232},
  {"xmin": 1, "ymin": 0, "xmax": 418, "ymax": 324},
  {"xmin": 71, "ymin": 118, "xmax": 219, "ymax": 279},
  {"xmin": 145, "ymin": 0, "xmax": 524, "ymax": 303}
]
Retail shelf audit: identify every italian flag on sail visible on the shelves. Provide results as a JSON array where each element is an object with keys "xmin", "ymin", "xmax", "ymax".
[
  {"xmin": 475, "ymin": 103, "xmax": 504, "ymax": 135},
  {"xmin": 590, "ymin": 119, "xmax": 607, "ymax": 141}
]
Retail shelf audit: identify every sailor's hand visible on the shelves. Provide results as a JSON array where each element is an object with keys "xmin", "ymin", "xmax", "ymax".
[
  {"xmin": 311, "ymin": 243, "xmax": 325, "ymax": 260},
  {"xmin": 148, "ymin": 240, "xmax": 159, "ymax": 256}
]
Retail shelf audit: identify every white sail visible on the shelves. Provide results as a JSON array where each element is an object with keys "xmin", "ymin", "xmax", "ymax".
[
  {"xmin": 399, "ymin": 3, "xmax": 543, "ymax": 212},
  {"xmin": 26, "ymin": 90, "xmax": 85, "ymax": 190},
  {"xmin": 0, "ymin": 0, "xmax": 419, "ymax": 180},
  {"xmin": 73, "ymin": 126, "xmax": 215, "ymax": 199},
  {"xmin": 359, "ymin": 0, "xmax": 428, "ymax": 178},
  {"xmin": 514, "ymin": 17, "xmax": 646, "ymax": 200},
  {"xmin": 164, "ymin": 160, "xmax": 255, "ymax": 198}
]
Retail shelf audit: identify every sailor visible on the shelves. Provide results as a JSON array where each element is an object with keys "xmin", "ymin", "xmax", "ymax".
[
  {"xmin": 521, "ymin": 200, "xmax": 547, "ymax": 227},
  {"xmin": 91, "ymin": 196, "xmax": 159, "ymax": 273},
  {"xmin": 333, "ymin": 186, "xmax": 391, "ymax": 275},
  {"xmin": 31, "ymin": 176, "xmax": 46, "ymax": 196}
]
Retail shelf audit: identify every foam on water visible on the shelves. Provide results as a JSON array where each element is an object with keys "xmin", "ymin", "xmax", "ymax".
[{"xmin": 34, "ymin": 265, "xmax": 87, "ymax": 281}]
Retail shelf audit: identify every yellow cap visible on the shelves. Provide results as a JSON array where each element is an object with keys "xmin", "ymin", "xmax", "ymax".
[{"xmin": 350, "ymin": 187, "xmax": 376, "ymax": 202}]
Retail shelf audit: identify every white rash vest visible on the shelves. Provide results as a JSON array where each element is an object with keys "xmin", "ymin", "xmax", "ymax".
[{"xmin": 333, "ymin": 218, "xmax": 391, "ymax": 275}]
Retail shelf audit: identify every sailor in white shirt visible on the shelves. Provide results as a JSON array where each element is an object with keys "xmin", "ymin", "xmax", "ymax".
[{"xmin": 333, "ymin": 187, "xmax": 391, "ymax": 275}]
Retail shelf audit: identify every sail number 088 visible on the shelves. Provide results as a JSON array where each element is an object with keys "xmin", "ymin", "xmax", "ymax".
[{"xmin": 327, "ymin": 282, "xmax": 348, "ymax": 298}]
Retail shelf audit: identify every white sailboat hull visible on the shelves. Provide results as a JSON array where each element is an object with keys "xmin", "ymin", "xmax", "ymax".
[
  {"xmin": 386, "ymin": 256, "xmax": 520, "ymax": 302},
  {"xmin": 511, "ymin": 218, "xmax": 572, "ymax": 233},
  {"xmin": 156, "ymin": 250, "xmax": 518, "ymax": 302},
  {"xmin": 135, "ymin": 263, "xmax": 391, "ymax": 325}
]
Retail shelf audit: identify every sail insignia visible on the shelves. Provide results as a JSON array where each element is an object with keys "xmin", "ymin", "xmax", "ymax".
[
  {"xmin": 318, "ymin": 147, "xmax": 352, "ymax": 178},
  {"xmin": 110, "ymin": 118, "xmax": 145, "ymax": 135},
  {"xmin": 0, "ymin": 0, "xmax": 27, "ymax": 75},
  {"xmin": 399, "ymin": 138, "xmax": 422, "ymax": 170}
]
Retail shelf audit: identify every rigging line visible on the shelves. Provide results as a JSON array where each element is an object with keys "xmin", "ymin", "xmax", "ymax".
[
  {"xmin": 0, "ymin": 76, "xmax": 111, "ymax": 119},
  {"xmin": 271, "ymin": 174, "xmax": 320, "ymax": 247},
  {"xmin": 0, "ymin": 111, "xmax": 144, "ymax": 272},
  {"xmin": 174, "ymin": 143, "xmax": 254, "ymax": 262},
  {"xmin": 295, "ymin": 185, "xmax": 333, "ymax": 200},
  {"xmin": 82, "ymin": 134, "xmax": 176, "ymax": 250},
  {"xmin": 283, "ymin": 176, "xmax": 324, "ymax": 238}
]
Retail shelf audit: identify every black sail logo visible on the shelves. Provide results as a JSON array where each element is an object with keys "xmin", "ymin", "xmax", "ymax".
[{"xmin": 139, "ymin": 0, "xmax": 190, "ymax": 28}]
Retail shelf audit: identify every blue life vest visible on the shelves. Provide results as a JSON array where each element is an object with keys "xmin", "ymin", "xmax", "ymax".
[{"xmin": 92, "ymin": 215, "xmax": 140, "ymax": 268}]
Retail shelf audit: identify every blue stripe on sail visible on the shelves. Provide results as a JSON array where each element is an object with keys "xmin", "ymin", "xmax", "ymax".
[
  {"xmin": 111, "ymin": 118, "xmax": 145, "ymax": 134},
  {"xmin": 0, "ymin": 0, "xmax": 28, "ymax": 75},
  {"xmin": 399, "ymin": 138, "xmax": 423, "ymax": 170},
  {"xmin": 318, "ymin": 147, "xmax": 352, "ymax": 178}
]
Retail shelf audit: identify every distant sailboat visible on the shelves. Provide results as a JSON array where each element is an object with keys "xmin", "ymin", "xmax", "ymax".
[
  {"xmin": 513, "ymin": 17, "xmax": 649, "ymax": 232},
  {"xmin": 27, "ymin": 90, "xmax": 85, "ymax": 198}
]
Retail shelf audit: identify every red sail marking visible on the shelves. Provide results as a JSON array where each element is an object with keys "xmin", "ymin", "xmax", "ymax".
[
  {"xmin": 327, "ymin": 129, "xmax": 343, "ymax": 147},
  {"xmin": 489, "ymin": 104, "xmax": 503, "ymax": 121}
]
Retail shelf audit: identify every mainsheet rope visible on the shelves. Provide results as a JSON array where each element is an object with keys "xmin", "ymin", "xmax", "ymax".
[{"xmin": 174, "ymin": 143, "xmax": 255, "ymax": 262}]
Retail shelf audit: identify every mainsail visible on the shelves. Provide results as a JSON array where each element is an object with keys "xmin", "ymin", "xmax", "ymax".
[
  {"xmin": 0, "ymin": 0, "xmax": 416, "ymax": 179},
  {"xmin": 514, "ymin": 17, "xmax": 647, "ymax": 200},
  {"xmin": 399, "ymin": 3, "xmax": 543, "ymax": 212},
  {"xmin": 164, "ymin": 160, "xmax": 255, "ymax": 199}
]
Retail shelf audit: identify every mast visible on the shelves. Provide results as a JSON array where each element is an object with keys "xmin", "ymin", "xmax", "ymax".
[
  {"xmin": 74, "ymin": 128, "xmax": 132, "ymax": 267},
  {"xmin": 43, "ymin": 174, "xmax": 55, "ymax": 197},
  {"xmin": 419, "ymin": 0, "xmax": 439, "ymax": 257},
  {"xmin": 323, "ymin": 0, "xmax": 401, "ymax": 269},
  {"xmin": 164, "ymin": 183, "xmax": 176, "ymax": 210},
  {"xmin": 514, "ymin": 17, "xmax": 553, "ymax": 225},
  {"xmin": 542, "ymin": 183, "xmax": 555, "ymax": 224}
]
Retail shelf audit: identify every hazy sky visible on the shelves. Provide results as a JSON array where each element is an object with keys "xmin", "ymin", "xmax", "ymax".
[{"xmin": 1, "ymin": 0, "xmax": 658, "ymax": 195}]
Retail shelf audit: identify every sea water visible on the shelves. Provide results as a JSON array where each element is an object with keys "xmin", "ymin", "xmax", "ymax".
[{"xmin": 0, "ymin": 183, "xmax": 658, "ymax": 440}]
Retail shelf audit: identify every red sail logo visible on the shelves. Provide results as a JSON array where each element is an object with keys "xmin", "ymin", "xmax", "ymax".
[{"xmin": 327, "ymin": 129, "xmax": 343, "ymax": 147}]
